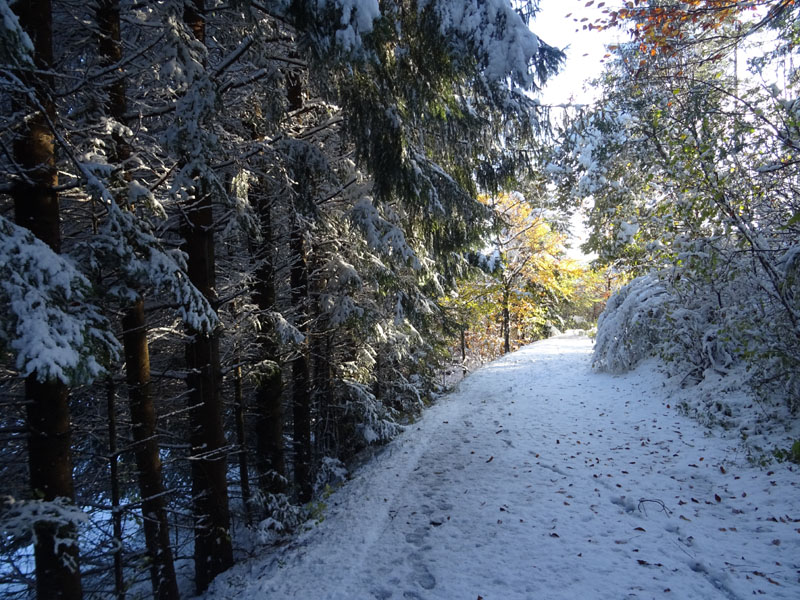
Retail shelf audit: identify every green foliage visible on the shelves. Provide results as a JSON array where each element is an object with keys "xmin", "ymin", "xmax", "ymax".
[
  {"xmin": 772, "ymin": 440, "xmax": 800, "ymax": 465},
  {"xmin": 552, "ymin": 0, "xmax": 800, "ymax": 410}
]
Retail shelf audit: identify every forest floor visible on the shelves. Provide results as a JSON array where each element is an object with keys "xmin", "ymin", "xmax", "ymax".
[{"xmin": 203, "ymin": 334, "xmax": 800, "ymax": 600}]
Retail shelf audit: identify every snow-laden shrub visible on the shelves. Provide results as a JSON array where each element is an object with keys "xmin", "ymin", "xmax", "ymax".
[
  {"xmin": 593, "ymin": 274, "xmax": 670, "ymax": 372},
  {"xmin": 595, "ymin": 249, "xmax": 800, "ymax": 412},
  {"xmin": 659, "ymin": 303, "xmax": 735, "ymax": 384},
  {"xmin": 251, "ymin": 492, "xmax": 305, "ymax": 539},
  {"xmin": 314, "ymin": 457, "xmax": 348, "ymax": 494},
  {"xmin": 339, "ymin": 380, "xmax": 400, "ymax": 446},
  {"xmin": 0, "ymin": 496, "xmax": 88, "ymax": 551}
]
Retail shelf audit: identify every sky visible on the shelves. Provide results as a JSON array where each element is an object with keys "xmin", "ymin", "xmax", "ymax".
[
  {"xmin": 531, "ymin": 1, "xmax": 629, "ymax": 260},
  {"xmin": 534, "ymin": 0, "xmax": 628, "ymax": 105}
]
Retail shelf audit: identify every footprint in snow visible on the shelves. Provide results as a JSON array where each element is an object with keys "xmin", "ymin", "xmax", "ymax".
[
  {"xmin": 405, "ymin": 526, "xmax": 428, "ymax": 547},
  {"xmin": 411, "ymin": 562, "xmax": 436, "ymax": 590}
]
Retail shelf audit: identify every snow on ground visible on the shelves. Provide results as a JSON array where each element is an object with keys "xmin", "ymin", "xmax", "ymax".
[{"xmin": 204, "ymin": 334, "xmax": 800, "ymax": 600}]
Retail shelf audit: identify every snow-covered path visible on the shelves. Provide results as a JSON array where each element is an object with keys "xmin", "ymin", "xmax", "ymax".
[{"xmin": 206, "ymin": 335, "xmax": 800, "ymax": 600}]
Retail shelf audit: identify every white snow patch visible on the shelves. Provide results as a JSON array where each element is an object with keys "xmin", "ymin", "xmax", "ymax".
[{"xmin": 205, "ymin": 337, "xmax": 800, "ymax": 599}]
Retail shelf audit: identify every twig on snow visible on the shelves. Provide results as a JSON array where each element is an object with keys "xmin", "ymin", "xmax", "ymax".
[{"xmin": 638, "ymin": 498, "xmax": 672, "ymax": 517}]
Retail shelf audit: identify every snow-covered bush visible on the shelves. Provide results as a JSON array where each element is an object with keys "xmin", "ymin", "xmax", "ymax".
[
  {"xmin": 594, "ymin": 251, "xmax": 800, "ymax": 412},
  {"xmin": 314, "ymin": 457, "xmax": 349, "ymax": 494},
  {"xmin": 251, "ymin": 493, "xmax": 305, "ymax": 539},
  {"xmin": 593, "ymin": 274, "xmax": 670, "ymax": 372},
  {"xmin": 0, "ymin": 496, "xmax": 88, "ymax": 552}
]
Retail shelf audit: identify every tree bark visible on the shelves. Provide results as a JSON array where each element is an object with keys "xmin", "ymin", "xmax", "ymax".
[
  {"xmin": 460, "ymin": 326, "xmax": 467, "ymax": 375},
  {"xmin": 106, "ymin": 379, "xmax": 125, "ymax": 600},
  {"xmin": 122, "ymin": 301, "xmax": 180, "ymax": 600},
  {"xmin": 290, "ymin": 224, "xmax": 312, "ymax": 503},
  {"xmin": 252, "ymin": 199, "xmax": 286, "ymax": 497},
  {"xmin": 24, "ymin": 380, "xmax": 82, "ymax": 600},
  {"xmin": 11, "ymin": 2, "xmax": 83, "ymax": 598},
  {"xmin": 232, "ymin": 363, "xmax": 252, "ymax": 524},
  {"xmin": 312, "ymin": 329, "xmax": 334, "ymax": 458},
  {"xmin": 94, "ymin": 2, "xmax": 182, "ymax": 596},
  {"xmin": 182, "ymin": 2, "xmax": 234, "ymax": 591},
  {"xmin": 502, "ymin": 288, "xmax": 511, "ymax": 355}
]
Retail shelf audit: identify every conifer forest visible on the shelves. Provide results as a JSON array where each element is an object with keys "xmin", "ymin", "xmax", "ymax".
[{"xmin": 1, "ymin": 1, "xmax": 799, "ymax": 598}]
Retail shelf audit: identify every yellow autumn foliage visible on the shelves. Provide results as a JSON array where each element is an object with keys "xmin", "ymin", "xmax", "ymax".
[{"xmin": 442, "ymin": 192, "xmax": 608, "ymax": 364}]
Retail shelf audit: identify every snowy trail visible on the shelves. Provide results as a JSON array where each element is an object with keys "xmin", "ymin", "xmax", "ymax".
[{"xmin": 206, "ymin": 335, "xmax": 800, "ymax": 600}]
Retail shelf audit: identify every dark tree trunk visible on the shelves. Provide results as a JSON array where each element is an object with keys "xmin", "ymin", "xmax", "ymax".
[
  {"xmin": 94, "ymin": 2, "xmax": 181, "ymax": 597},
  {"xmin": 122, "ymin": 301, "xmax": 180, "ymax": 600},
  {"xmin": 11, "ymin": 2, "xmax": 83, "ymax": 598},
  {"xmin": 502, "ymin": 288, "xmax": 511, "ymax": 355},
  {"xmin": 182, "ymin": 2, "xmax": 234, "ymax": 591},
  {"xmin": 106, "ymin": 379, "xmax": 125, "ymax": 600},
  {"xmin": 252, "ymin": 199, "xmax": 286, "ymax": 496},
  {"xmin": 233, "ymin": 363, "xmax": 252, "ymax": 524},
  {"xmin": 24, "ymin": 380, "xmax": 82, "ymax": 600},
  {"xmin": 373, "ymin": 352, "xmax": 381, "ymax": 402},
  {"xmin": 286, "ymin": 70, "xmax": 312, "ymax": 500},
  {"xmin": 312, "ymin": 329, "xmax": 335, "ymax": 457},
  {"xmin": 290, "ymin": 224, "xmax": 312, "ymax": 503},
  {"xmin": 460, "ymin": 327, "xmax": 467, "ymax": 375},
  {"xmin": 96, "ymin": 0, "xmax": 124, "ymax": 122},
  {"xmin": 95, "ymin": 3, "xmax": 181, "ymax": 596},
  {"xmin": 184, "ymin": 313, "xmax": 232, "ymax": 592}
]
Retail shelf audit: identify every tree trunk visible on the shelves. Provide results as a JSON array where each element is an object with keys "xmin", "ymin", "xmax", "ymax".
[
  {"xmin": 252, "ymin": 198, "xmax": 286, "ymax": 497},
  {"xmin": 94, "ymin": 3, "xmax": 181, "ymax": 596},
  {"xmin": 373, "ymin": 351, "xmax": 381, "ymax": 402},
  {"xmin": 96, "ymin": 0, "xmax": 124, "ymax": 124},
  {"xmin": 502, "ymin": 288, "xmax": 511, "ymax": 355},
  {"xmin": 106, "ymin": 379, "xmax": 125, "ymax": 600},
  {"xmin": 122, "ymin": 301, "xmax": 180, "ymax": 600},
  {"xmin": 183, "ymin": 185, "xmax": 233, "ymax": 593},
  {"xmin": 460, "ymin": 326, "xmax": 467, "ymax": 375},
  {"xmin": 182, "ymin": 2, "xmax": 234, "ymax": 591},
  {"xmin": 290, "ymin": 224, "xmax": 312, "ymax": 503},
  {"xmin": 11, "ymin": 2, "xmax": 83, "ymax": 598},
  {"xmin": 233, "ymin": 363, "xmax": 252, "ymax": 524},
  {"xmin": 312, "ymin": 329, "xmax": 335, "ymax": 458},
  {"xmin": 24, "ymin": 380, "xmax": 82, "ymax": 600}
]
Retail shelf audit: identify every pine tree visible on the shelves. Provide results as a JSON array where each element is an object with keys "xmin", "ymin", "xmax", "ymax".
[
  {"xmin": 8, "ymin": 1, "xmax": 82, "ymax": 597},
  {"xmin": 93, "ymin": 2, "xmax": 181, "ymax": 596},
  {"xmin": 177, "ymin": 0, "xmax": 233, "ymax": 590}
]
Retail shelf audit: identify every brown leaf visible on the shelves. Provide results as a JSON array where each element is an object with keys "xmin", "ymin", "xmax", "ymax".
[
  {"xmin": 486, "ymin": 456, "xmax": 494, "ymax": 463},
  {"xmin": 715, "ymin": 494, "xmax": 722, "ymax": 503}
]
